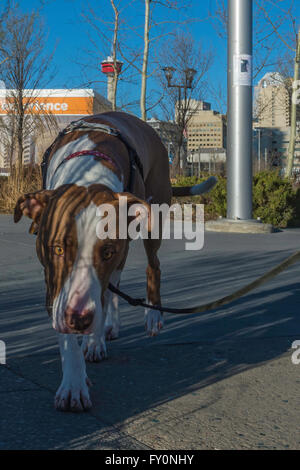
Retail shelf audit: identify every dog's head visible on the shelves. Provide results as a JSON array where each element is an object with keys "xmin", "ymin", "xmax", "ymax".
[{"xmin": 14, "ymin": 184, "xmax": 151, "ymax": 334}]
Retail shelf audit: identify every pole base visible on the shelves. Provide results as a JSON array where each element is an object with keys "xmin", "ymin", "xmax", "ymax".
[{"xmin": 205, "ymin": 218, "xmax": 274, "ymax": 234}]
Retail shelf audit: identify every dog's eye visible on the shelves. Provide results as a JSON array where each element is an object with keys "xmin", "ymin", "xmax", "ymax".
[
  {"xmin": 53, "ymin": 246, "xmax": 65, "ymax": 257},
  {"xmin": 102, "ymin": 246, "xmax": 115, "ymax": 260}
]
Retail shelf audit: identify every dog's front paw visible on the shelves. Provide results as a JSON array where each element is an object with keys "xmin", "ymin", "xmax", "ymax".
[
  {"xmin": 82, "ymin": 334, "xmax": 107, "ymax": 362},
  {"xmin": 145, "ymin": 308, "xmax": 164, "ymax": 337},
  {"xmin": 55, "ymin": 376, "xmax": 92, "ymax": 412}
]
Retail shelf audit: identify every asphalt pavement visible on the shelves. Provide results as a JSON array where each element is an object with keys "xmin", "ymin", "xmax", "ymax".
[{"xmin": 0, "ymin": 214, "xmax": 299, "ymax": 450}]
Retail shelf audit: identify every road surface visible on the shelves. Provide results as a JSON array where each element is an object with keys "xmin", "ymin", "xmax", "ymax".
[{"xmin": 0, "ymin": 214, "xmax": 299, "ymax": 449}]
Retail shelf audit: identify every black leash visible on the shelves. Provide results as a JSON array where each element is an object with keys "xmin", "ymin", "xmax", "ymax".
[{"xmin": 108, "ymin": 250, "xmax": 300, "ymax": 315}]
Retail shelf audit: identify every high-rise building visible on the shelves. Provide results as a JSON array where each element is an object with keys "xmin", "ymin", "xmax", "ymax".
[
  {"xmin": 253, "ymin": 72, "xmax": 300, "ymax": 173},
  {"xmin": 254, "ymin": 72, "xmax": 299, "ymax": 128},
  {"xmin": 185, "ymin": 101, "xmax": 226, "ymax": 152}
]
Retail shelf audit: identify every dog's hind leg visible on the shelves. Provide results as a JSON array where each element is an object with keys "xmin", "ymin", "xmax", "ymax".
[{"xmin": 143, "ymin": 238, "xmax": 163, "ymax": 336}]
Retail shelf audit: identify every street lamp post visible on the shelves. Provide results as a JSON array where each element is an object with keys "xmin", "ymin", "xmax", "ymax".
[
  {"xmin": 162, "ymin": 67, "xmax": 197, "ymax": 90},
  {"xmin": 162, "ymin": 67, "xmax": 197, "ymax": 175}
]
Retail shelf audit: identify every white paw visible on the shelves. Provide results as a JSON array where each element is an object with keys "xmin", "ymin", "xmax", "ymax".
[
  {"xmin": 55, "ymin": 375, "xmax": 92, "ymax": 412},
  {"xmin": 81, "ymin": 334, "xmax": 107, "ymax": 362},
  {"xmin": 105, "ymin": 323, "xmax": 120, "ymax": 341},
  {"xmin": 145, "ymin": 308, "xmax": 164, "ymax": 336}
]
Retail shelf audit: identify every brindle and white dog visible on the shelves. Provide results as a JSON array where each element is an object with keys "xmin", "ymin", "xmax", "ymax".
[{"xmin": 14, "ymin": 112, "xmax": 215, "ymax": 412}]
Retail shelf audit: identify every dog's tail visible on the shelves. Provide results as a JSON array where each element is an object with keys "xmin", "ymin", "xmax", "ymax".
[{"xmin": 172, "ymin": 176, "xmax": 217, "ymax": 197}]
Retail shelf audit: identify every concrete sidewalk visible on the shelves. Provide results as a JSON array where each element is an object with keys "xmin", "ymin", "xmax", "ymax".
[{"xmin": 0, "ymin": 214, "xmax": 299, "ymax": 449}]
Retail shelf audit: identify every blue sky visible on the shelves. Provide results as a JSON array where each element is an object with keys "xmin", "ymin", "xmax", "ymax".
[{"xmin": 3, "ymin": 0, "xmax": 299, "ymax": 118}]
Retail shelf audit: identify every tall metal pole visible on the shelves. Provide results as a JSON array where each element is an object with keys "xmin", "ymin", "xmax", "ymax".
[{"xmin": 227, "ymin": 0, "xmax": 253, "ymax": 220}]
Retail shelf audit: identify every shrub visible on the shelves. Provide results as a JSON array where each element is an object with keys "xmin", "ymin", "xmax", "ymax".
[
  {"xmin": 1, "ymin": 169, "xmax": 299, "ymax": 228},
  {"xmin": 0, "ymin": 175, "xmax": 9, "ymax": 186},
  {"xmin": 252, "ymin": 171, "xmax": 297, "ymax": 228},
  {"xmin": 0, "ymin": 166, "xmax": 42, "ymax": 214},
  {"xmin": 172, "ymin": 174, "xmax": 227, "ymax": 221},
  {"xmin": 172, "ymin": 171, "xmax": 300, "ymax": 228}
]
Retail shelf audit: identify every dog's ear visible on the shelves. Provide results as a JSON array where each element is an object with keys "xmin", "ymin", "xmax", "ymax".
[
  {"xmin": 14, "ymin": 190, "xmax": 55, "ymax": 233},
  {"xmin": 116, "ymin": 192, "xmax": 152, "ymax": 232}
]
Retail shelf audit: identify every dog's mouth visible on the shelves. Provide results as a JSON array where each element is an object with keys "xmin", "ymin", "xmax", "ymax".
[
  {"xmin": 53, "ymin": 324, "xmax": 93, "ymax": 335},
  {"xmin": 52, "ymin": 317, "xmax": 94, "ymax": 335},
  {"xmin": 52, "ymin": 307, "xmax": 95, "ymax": 335}
]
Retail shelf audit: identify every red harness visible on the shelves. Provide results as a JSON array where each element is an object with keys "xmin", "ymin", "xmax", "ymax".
[{"xmin": 55, "ymin": 150, "xmax": 124, "ymax": 184}]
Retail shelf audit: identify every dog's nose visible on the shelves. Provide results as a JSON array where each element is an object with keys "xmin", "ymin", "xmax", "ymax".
[{"xmin": 64, "ymin": 307, "xmax": 94, "ymax": 332}]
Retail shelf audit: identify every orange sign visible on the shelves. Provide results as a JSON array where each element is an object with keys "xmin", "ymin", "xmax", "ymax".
[{"xmin": 0, "ymin": 96, "xmax": 94, "ymax": 115}]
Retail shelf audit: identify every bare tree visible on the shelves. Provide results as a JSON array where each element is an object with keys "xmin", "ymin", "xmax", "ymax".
[
  {"xmin": 139, "ymin": 0, "xmax": 195, "ymax": 121},
  {"xmin": 158, "ymin": 31, "xmax": 213, "ymax": 177},
  {"xmin": 110, "ymin": 0, "xmax": 121, "ymax": 110},
  {"xmin": 81, "ymin": 1, "xmax": 205, "ymax": 119},
  {"xmin": 0, "ymin": 8, "xmax": 57, "ymax": 187},
  {"xmin": 115, "ymin": 0, "xmax": 196, "ymax": 120},
  {"xmin": 140, "ymin": 0, "xmax": 151, "ymax": 121},
  {"xmin": 80, "ymin": 0, "xmax": 130, "ymax": 111},
  {"xmin": 0, "ymin": 110, "xmax": 17, "ymax": 172}
]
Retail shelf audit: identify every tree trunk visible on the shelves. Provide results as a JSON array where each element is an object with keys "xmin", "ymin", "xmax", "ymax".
[
  {"xmin": 111, "ymin": 0, "xmax": 119, "ymax": 111},
  {"xmin": 140, "ymin": 0, "xmax": 150, "ymax": 121},
  {"xmin": 286, "ymin": 30, "xmax": 300, "ymax": 179},
  {"xmin": 170, "ymin": 147, "xmax": 181, "ymax": 178},
  {"xmin": 16, "ymin": 110, "xmax": 24, "ymax": 190}
]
